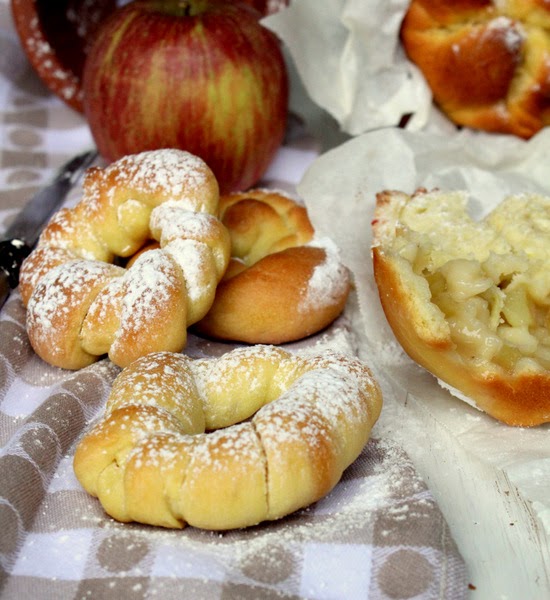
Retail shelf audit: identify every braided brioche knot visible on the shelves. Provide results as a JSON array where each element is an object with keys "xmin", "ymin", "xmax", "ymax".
[
  {"xmin": 219, "ymin": 188, "xmax": 316, "ymax": 271},
  {"xmin": 73, "ymin": 345, "xmax": 383, "ymax": 530},
  {"xmin": 19, "ymin": 149, "xmax": 231, "ymax": 370},
  {"xmin": 195, "ymin": 189, "xmax": 351, "ymax": 344},
  {"xmin": 401, "ymin": 0, "xmax": 550, "ymax": 138}
]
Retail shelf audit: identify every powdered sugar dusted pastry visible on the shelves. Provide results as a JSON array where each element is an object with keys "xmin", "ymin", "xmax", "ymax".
[
  {"xmin": 19, "ymin": 149, "xmax": 230, "ymax": 370},
  {"xmin": 372, "ymin": 187, "xmax": 550, "ymax": 427},
  {"xmin": 195, "ymin": 189, "xmax": 351, "ymax": 344},
  {"xmin": 73, "ymin": 345, "xmax": 382, "ymax": 530}
]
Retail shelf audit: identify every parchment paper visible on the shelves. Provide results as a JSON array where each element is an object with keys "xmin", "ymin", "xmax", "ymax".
[
  {"xmin": 296, "ymin": 125, "xmax": 550, "ymax": 547},
  {"xmin": 265, "ymin": 1, "xmax": 550, "ymax": 590},
  {"xmin": 264, "ymin": 0, "xmax": 433, "ymax": 135}
]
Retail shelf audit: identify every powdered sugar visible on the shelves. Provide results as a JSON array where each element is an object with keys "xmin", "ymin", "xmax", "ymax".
[
  {"xmin": 86, "ymin": 275, "xmax": 124, "ymax": 325},
  {"xmin": 75, "ymin": 345, "xmax": 382, "ymax": 529},
  {"xmin": 188, "ymin": 423, "xmax": 262, "ymax": 471},
  {"xmin": 486, "ymin": 16, "xmax": 524, "ymax": 53},
  {"xmin": 102, "ymin": 435, "xmax": 415, "ymax": 567},
  {"xmin": 27, "ymin": 260, "xmax": 117, "ymax": 356},
  {"xmin": 116, "ymin": 250, "xmax": 180, "ymax": 340},
  {"xmin": 299, "ymin": 237, "xmax": 350, "ymax": 312},
  {"xmin": 112, "ymin": 150, "xmax": 209, "ymax": 208},
  {"xmin": 150, "ymin": 205, "xmax": 216, "ymax": 241},
  {"xmin": 163, "ymin": 239, "xmax": 213, "ymax": 307}
]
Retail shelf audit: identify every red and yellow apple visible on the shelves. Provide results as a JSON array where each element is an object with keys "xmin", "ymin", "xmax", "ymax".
[{"xmin": 82, "ymin": 0, "xmax": 289, "ymax": 193}]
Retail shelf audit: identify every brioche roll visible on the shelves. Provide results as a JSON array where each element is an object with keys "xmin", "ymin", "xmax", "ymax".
[{"xmin": 372, "ymin": 187, "xmax": 550, "ymax": 426}]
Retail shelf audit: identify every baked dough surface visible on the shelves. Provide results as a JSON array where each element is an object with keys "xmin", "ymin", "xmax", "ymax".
[
  {"xmin": 401, "ymin": 0, "xmax": 550, "ymax": 138},
  {"xmin": 196, "ymin": 189, "xmax": 351, "ymax": 344},
  {"xmin": 73, "ymin": 345, "xmax": 382, "ymax": 530},
  {"xmin": 19, "ymin": 149, "xmax": 230, "ymax": 369},
  {"xmin": 372, "ymin": 187, "xmax": 550, "ymax": 426}
]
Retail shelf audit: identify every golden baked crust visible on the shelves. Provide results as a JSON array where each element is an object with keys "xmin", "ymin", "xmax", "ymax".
[
  {"xmin": 372, "ymin": 187, "xmax": 550, "ymax": 426},
  {"xmin": 73, "ymin": 345, "xmax": 382, "ymax": 530},
  {"xmin": 401, "ymin": 0, "xmax": 550, "ymax": 138},
  {"xmin": 195, "ymin": 189, "xmax": 351, "ymax": 344},
  {"xmin": 19, "ymin": 149, "xmax": 230, "ymax": 370}
]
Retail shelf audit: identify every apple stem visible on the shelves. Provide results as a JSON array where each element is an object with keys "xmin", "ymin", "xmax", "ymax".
[
  {"xmin": 157, "ymin": 0, "xmax": 212, "ymax": 17},
  {"xmin": 171, "ymin": 1, "xmax": 198, "ymax": 17}
]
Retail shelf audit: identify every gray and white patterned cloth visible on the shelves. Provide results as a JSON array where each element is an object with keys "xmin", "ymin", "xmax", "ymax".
[{"xmin": 0, "ymin": 2, "xmax": 468, "ymax": 598}]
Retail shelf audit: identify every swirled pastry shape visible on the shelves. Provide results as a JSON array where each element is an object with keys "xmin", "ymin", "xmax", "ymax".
[
  {"xmin": 19, "ymin": 149, "xmax": 231, "ymax": 370},
  {"xmin": 73, "ymin": 345, "xmax": 383, "ymax": 530}
]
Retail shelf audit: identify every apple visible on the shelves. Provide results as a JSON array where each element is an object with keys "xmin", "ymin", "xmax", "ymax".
[{"xmin": 82, "ymin": 0, "xmax": 289, "ymax": 194}]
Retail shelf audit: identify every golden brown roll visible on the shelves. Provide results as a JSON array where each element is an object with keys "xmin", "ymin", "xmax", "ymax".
[
  {"xmin": 195, "ymin": 189, "xmax": 351, "ymax": 344},
  {"xmin": 372, "ymin": 187, "xmax": 550, "ymax": 426},
  {"xmin": 401, "ymin": 0, "xmax": 550, "ymax": 138}
]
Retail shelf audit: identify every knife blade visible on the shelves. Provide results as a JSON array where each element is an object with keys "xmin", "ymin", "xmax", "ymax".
[{"xmin": 0, "ymin": 149, "xmax": 98, "ymax": 309}]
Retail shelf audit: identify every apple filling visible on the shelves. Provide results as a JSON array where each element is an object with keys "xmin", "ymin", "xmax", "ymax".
[{"xmin": 389, "ymin": 190, "xmax": 550, "ymax": 375}]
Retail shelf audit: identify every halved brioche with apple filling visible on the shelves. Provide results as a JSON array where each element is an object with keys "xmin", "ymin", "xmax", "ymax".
[{"xmin": 372, "ymin": 188, "xmax": 550, "ymax": 427}]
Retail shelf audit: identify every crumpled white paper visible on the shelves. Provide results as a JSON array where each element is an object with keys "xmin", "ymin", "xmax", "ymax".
[
  {"xmin": 296, "ymin": 125, "xmax": 550, "ymax": 594},
  {"xmin": 266, "ymin": 1, "xmax": 550, "ymax": 591},
  {"xmin": 264, "ymin": 0, "xmax": 432, "ymax": 135}
]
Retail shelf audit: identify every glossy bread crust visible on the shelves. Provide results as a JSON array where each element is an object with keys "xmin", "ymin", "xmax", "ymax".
[
  {"xmin": 196, "ymin": 189, "xmax": 351, "ymax": 344},
  {"xmin": 401, "ymin": 0, "xmax": 550, "ymax": 138}
]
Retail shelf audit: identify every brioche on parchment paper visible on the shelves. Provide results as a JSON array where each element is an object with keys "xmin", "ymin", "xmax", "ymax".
[
  {"xmin": 401, "ymin": 0, "xmax": 550, "ymax": 138},
  {"xmin": 372, "ymin": 187, "xmax": 550, "ymax": 426}
]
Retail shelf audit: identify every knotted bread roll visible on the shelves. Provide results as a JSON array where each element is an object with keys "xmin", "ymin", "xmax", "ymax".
[
  {"xmin": 19, "ymin": 149, "xmax": 230, "ymax": 370},
  {"xmin": 195, "ymin": 189, "xmax": 351, "ymax": 343},
  {"xmin": 73, "ymin": 345, "xmax": 382, "ymax": 530},
  {"xmin": 401, "ymin": 0, "xmax": 550, "ymax": 138}
]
